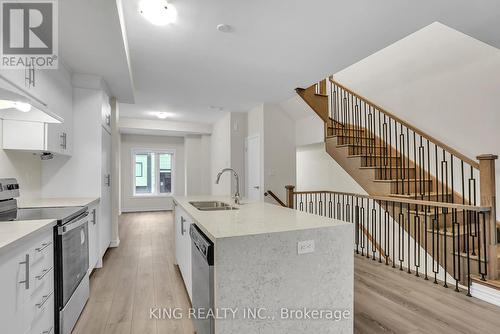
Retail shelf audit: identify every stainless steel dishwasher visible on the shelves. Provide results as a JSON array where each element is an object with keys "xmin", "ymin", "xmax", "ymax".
[{"xmin": 190, "ymin": 224, "xmax": 214, "ymax": 334}]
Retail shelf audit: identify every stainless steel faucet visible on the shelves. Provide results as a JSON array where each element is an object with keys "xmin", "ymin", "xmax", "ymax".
[{"xmin": 215, "ymin": 168, "xmax": 241, "ymax": 204}]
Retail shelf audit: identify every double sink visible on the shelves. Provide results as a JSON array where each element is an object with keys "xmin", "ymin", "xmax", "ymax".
[{"xmin": 189, "ymin": 201, "xmax": 239, "ymax": 211}]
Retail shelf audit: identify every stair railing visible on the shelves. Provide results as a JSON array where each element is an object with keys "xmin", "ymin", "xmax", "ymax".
[{"xmin": 284, "ymin": 185, "xmax": 496, "ymax": 294}]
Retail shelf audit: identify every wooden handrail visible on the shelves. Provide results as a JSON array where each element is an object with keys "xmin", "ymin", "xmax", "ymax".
[
  {"xmin": 329, "ymin": 76, "xmax": 480, "ymax": 169},
  {"xmin": 264, "ymin": 190, "xmax": 287, "ymax": 207},
  {"xmin": 292, "ymin": 189, "xmax": 490, "ymax": 212}
]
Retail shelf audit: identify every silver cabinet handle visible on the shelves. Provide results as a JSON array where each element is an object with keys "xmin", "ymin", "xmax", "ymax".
[
  {"xmin": 35, "ymin": 267, "xmax": 52, "ymax": 281},
  {"xmin": 19, "ymin": 254, "xmax": 29, "ymax": 289},
  {"xmin": 92, "ymin": 209, "xmax": 96, "ymax": 225},
  {"xmin": 35, "ymin": 241, "xmax": 52, "ymax": 252},
  {"xmin": 60, "ymin": 132, "xmax": 67, "ymax": 149},
  {"xmin": 42, "ymin": 326, "xmax": 53, "ymax": 334},
  {"xmin": 253, "ymin": 186, "xmax": 260, "ymax": 189},
  {"xmin": 105, "ymin": 174, "xmax": 111, "ymax": 187},
  {"xmin": 106, "ymin": 114, "xmax": 111, "ymax": 126},
  {"xmin": 36, "ymin": 292, "xmax": 53, "ymax": 308},
  {"xmin": 181, "ymin": 216, "xmax": 186, "ymax": 235}
]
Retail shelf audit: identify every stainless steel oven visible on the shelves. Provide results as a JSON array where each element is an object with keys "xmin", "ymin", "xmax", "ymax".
[
  {"xmin": 55, "ymin": 210, "xmax": 90, "ymax": 334},
  {"xmin": 0, "ymin": 178, "xmax": 90, "ymax": 334}
]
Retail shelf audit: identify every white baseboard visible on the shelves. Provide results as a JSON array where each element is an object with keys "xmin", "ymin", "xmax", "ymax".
[
  {"xmin": 471, "ymin": 282, "xmax": 500, "ymax": 307},
  {"xmin": 110, "ymin": 238, "xmax": 120, "ymax": 248}
]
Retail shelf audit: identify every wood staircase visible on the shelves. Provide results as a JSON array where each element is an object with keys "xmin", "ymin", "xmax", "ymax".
[{"xmin": 295, "ymin": 77, "xmax": 499, "ymax": 292}]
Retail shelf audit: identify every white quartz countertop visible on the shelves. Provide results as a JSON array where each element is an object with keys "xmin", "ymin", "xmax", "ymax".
[
  {"xmin": 173, "ymin": 196, "xmax": 350, "ymax": 242},
  {"xmin": 0, "ymin": 219, "xmax": 56, "ymax": 255},
  {"xmin": 18, "ymin": 197, "xmax": 100, "ymax": 208}
]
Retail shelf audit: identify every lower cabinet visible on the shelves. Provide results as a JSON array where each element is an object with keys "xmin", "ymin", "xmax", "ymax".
[
  {"xmin": 174, "ymin": 204, "xmax": 192, "ymax": 301},
  {"xmin": 0, "ymin": 227, "xmax": 54, "ymax": 334}
]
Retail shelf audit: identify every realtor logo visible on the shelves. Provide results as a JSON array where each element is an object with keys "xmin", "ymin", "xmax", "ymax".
[{"xmin": 0, "ymin": 0, "xmax": 58, "ymax": 69}]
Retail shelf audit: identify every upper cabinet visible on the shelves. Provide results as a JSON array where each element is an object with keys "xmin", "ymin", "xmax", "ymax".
[{"xmin": 0, "ymin": 66, "xmax": 73, "ymax": 156}]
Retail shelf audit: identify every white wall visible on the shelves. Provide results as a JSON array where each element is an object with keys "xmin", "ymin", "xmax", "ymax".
[
  {"xmin": 0, "ymin": 120, "xmax": 42, "ymax": 198},
  {"xmin": 263, "ymin": 103, "xmax": 296, "ymax": 203},
  {"xmin": 334, "ymin": 22, "xmax": 500, "ymax": 220},
  {"xmin": 185, "ymin": 135, "xmax": 211, "ymax": 196},
  {"xmin": 297, "ymin": 143, "xmax": 366, "ymax": 194},
  {"xmin": 120, "ymin": 134, "xmax": 185, "ymax": 211},
  {"xmin": 230, "ymin": 113, "xmax": 247, "ymax": 197},
  {"xmin": 200, "ymin": 134, "xmax": 212, "ymax": 195},
  {"xmin": 295, "ymin": 115, "xmax": 324, "ymax": 147},
  {"xmin": 211, "ymin": 113, "xmax": 231, "ymax": 195}
]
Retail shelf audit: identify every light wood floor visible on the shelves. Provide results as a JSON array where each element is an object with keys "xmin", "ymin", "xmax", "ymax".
[{"xmin": 73, "ymin": 212, "xmax": 500, "ymax": 334}]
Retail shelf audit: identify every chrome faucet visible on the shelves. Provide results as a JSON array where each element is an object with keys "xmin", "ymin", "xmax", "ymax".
[{"xmin": 215, "ymin": 168, "xmax": 241, "ymax": 204}]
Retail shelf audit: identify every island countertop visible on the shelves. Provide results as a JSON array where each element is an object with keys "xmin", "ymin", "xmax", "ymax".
[{"xmin": 173, "ymin": 195, "xmax": 350, "ymax": 242}]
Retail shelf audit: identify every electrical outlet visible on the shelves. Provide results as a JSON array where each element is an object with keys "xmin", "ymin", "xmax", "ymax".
[{"xmin": 297, "ymin": 240, "xmax": 315, "ymax": 255}]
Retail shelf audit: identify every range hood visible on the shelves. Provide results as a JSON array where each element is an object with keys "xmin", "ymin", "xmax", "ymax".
[{"xmin": 0, "ymin": 75, "xmax": 62, "ymax": 124}]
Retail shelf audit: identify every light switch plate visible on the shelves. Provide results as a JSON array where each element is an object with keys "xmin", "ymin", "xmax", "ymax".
[{"xmin": 297, "ymin": 240, "xmax": 315, "ymax": 255}]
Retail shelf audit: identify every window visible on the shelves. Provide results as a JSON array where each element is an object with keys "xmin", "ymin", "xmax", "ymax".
[{"xmin": 133, "ymin": 150, "xmax": 174, "ymax": 196}]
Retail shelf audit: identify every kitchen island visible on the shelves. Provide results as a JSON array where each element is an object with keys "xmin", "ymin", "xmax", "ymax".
[{"xmin": 173, "ymin": 196, "xmax": 353, "ymax": 334}]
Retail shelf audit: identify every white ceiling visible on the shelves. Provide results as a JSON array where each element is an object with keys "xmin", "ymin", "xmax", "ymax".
[
  {"xmin": 60, "ymin": 0, "xmax": 135, "ymax": 102},
  {"xmin": 61, "ymin": 0, "xmax": 500, "ymax": 124}
]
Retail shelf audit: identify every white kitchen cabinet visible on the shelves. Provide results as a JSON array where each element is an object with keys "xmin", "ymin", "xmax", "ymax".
[
  {"xmin": 88, "ymin": 204, "xmax": 100, "ymax": 273},
  {"xmin": 0, "ymin": 66, "xmax": 73, "ymax": 156},
  {"xmin": 174, "ymin": 203, "xmax": 192, "ymax": 300},
  {"xmin": 41, "ymin": 79, "xmax": 114, "ymax": 262},
  {"xmin": 0, "ymin": 228, "xmax": 54, "ymax": 334}
]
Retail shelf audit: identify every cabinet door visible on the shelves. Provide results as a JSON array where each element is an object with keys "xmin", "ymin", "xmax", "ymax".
[
  {"xmin": 174, "ymin": 206, "xmax": 183, "ymax": 266},
  {"xmin": 2, "ymin": 120, "xmax": 46, "ymax": 151},
  {"xmin": 88, "ymin": 205, "xmax": 100, "ymax": 272},
  {"xmin": 99, "ymin": 129, "xmax": 112, "ymax": 256},
  {"xmin": 174, "ymin": 206, "xmax": 192, "ymax": 300},
  {"xmin": 0, "ymin": 247, "xmax": 32, "ymax": 334}
]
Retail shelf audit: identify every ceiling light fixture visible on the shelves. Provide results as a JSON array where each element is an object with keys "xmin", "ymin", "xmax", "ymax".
[
  {"xmin": 13, "ymin": 101, "xmax": 32, "ymax": 112},
  {"xmin": 156, "ymin": 112, "xmax": 170, "ymax": 119},
  {"xmin": 139, "ymin": 0, "xmax": 177, "ymax": 26}
]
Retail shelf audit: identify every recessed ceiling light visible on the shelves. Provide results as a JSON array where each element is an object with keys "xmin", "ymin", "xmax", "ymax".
[
  {"xmin": 156, "ymin": 112, "xmax": 170, "ymax": 119},
  {"xmin": 216, "ymin": 24, "xmax": 231, "ymax": 33},
  {"xmin": 139, "ymin": 0, "xmax": 177, "ymax": 26}
]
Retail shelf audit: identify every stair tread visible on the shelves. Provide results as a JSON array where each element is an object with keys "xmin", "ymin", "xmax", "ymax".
[
  {"xmin": 373, "ymin": 178, "xmax": 432, "ymax": 183},
  {"xmin": 337, "ymin": 144, "xmax": 386, "ymax": 148},
  {"xmin": 348, "ymin": 154, "xmax": 401, "ymax": 158},
  {"xmin": 359, "ymin": 166, "xmax": 416, "ymax": 170},
  {"xmin": 390, "ymin": 192, "xmax": 446, "ymax": 197},
  {"xmin": 426, "ymin": 225, "xmax": 476, "ymax": 236},
  {"xmin": 471, "ymin": 276, "xmax": 500, "ymax": 290}
]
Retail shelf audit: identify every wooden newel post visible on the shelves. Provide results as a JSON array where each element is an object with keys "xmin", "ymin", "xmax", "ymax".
[
  {"xmin": 477, "ymin": 154, "xmax": 498, "ymax": 280},
  {"xmin": 285, "ymin": 185, "xmax": 295, "ymax": 209},
  {"xmin": 319, "ymin": 79, "xmax": 327, "ymax": 95}
]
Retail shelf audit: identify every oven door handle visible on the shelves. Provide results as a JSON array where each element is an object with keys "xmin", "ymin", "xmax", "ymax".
[{"xmin": 58, "ymin": 212, "xmax": 89, "ymax": 235}]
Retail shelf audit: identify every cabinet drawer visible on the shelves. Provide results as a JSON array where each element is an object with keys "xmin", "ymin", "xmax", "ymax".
[
  {"xmin": 30, "ymin": 293, "xmax": 54, "ymax": 334},
  {"xmin": 30, "ymin": 266, "xmax": 54, "ymax": 298},
  {"xmin": 30, "ymin": 235, "xmax": 53, "ymax": 270}
]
